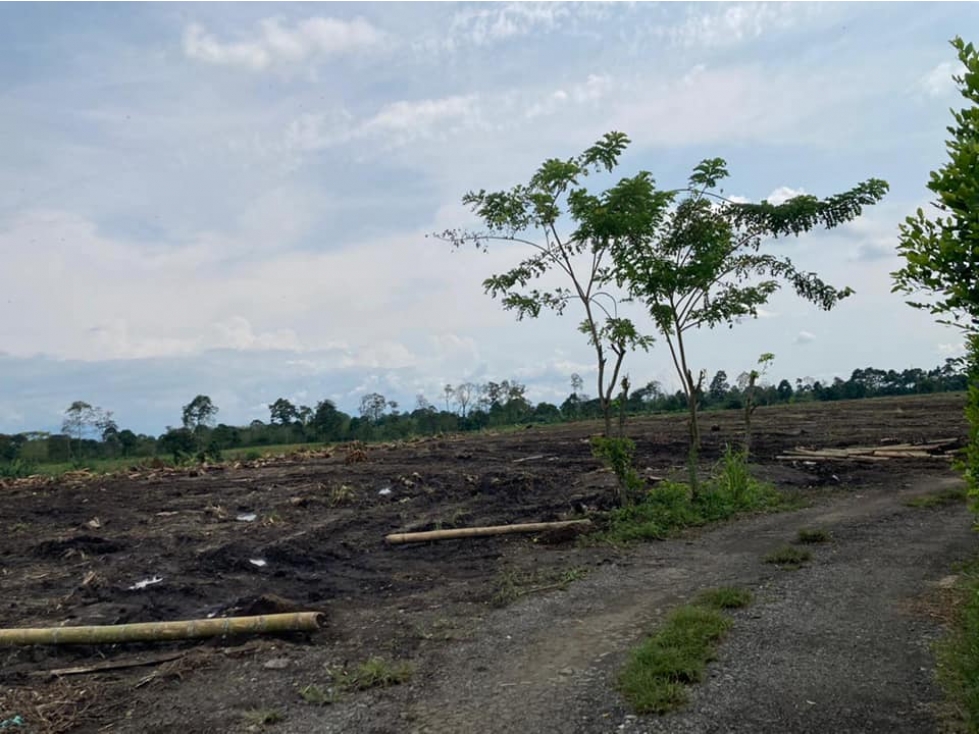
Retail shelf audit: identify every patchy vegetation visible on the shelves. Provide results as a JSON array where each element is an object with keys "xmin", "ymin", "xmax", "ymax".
[
  {"xmin": 619, "ymin": 587, "xmax": 752, "ymax": 713},
  {"xmin": 904, "ymin": 487, "xmax": 968, "ymax": 508},
  {"xmin": 599, "ymin": 448, "xmax": 783, "ymax": 543},
  {"xmin": 764, "ymin": 546, "xmax": 813, "ymax": 569},
  {"xmin": 796, "ymin": 528, "xmax": 832, "ymax": 544},
  {"xmin": 695, "ymin": 587, "xmax": 753, "ymax": 610},
  {"xmin": 934, "ymin": 558, "xmax": 979, "ymax": 733},
  {"xmin": 335, "ymin": 657, "xmax": 413, "ymax": 691}
]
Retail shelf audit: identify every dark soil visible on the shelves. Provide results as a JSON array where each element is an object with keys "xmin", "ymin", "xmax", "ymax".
[{"xmin": 0, "ymin": 393, "xmax": 972, "ymax": 733}]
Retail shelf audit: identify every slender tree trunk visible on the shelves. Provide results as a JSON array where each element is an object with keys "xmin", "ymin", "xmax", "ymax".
[
  {"xmin": 618, "ymin": 376, "xmax": 630, "ymax": 439},
  {"xmin": 743, "ymin": 374, "xmax": 757, "ymax": 459},
  {"xmin": 674, "ymin": 327, "xmax": 701, "ymax": 498}
]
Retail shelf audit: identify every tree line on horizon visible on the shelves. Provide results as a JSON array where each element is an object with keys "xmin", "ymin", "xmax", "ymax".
[{"xmin": 0, "ymin": 358, "xmax": 967, "ymax": 469}]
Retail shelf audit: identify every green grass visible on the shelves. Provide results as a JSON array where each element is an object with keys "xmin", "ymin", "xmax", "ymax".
[
  {"xmin": 335, "ymin": 657, "xmax": 412, "ymax": 691},
  {"xmin": 695, "ymin": 587, "xmax": 753, "ymax": 610},
  {"xmin": 795, "ymin": 528, "xmax": 832, "ymax": 544},
  {"xmin": 764, "ymin": 545, "xmax": 812, "ymax": 569},
  {"xmin": 619, "ymin": 588, "xmax": 752, "ymax": 714},
  {"xmin": 298, "ymin": 684, "xmax": 337, "ymax": 706},
  {"xmin": 904, "ymin": 486, "xmax": 968, "ymax": 508},
  {"xmin": 934, "ymin": 559, "xmax": 979, "ymax": 733},
  {"xmin": 598, "ymin": 448, "xmax": 785, "ymax": 545}
]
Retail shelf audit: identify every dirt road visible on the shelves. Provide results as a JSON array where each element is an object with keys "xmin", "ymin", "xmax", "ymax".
[
  {"xmin": 1, "ymin": 394, "xmax": 973, "ymax": 733},
  {"xmin": 276, "ymin": 476, "xmax": 976, "ymax": 734}
]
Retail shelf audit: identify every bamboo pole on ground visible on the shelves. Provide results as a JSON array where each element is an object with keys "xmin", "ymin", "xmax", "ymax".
[
  {"xmin": 0, "ymin": 612, "xmax": 325, "ymax": 647},
  {"xmin": 385, "ymin": 519, "xmax": 591, "ymax": 545}
]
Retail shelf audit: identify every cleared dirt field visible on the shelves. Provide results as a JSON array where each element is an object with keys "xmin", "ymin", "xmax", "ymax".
[{"xmin": 0, "ymin": 393, "xmax": 972, "ymax": 733}]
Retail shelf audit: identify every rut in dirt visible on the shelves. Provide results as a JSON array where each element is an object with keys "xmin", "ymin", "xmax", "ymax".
[{"xmin": 304, "ymin": 477, "xmax": 977, "ymax": 734}]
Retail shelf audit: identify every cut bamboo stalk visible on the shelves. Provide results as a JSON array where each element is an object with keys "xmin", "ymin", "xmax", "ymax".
[
  {"xmin": 385, "ymin": 519, "xmax": 592, "ymax": 545},
  {"xmin": 0, "ymin": 612, "xmax": 325, "ymax": 647},
  {"xmin": 871, "ymin": 450, "xmax": 934, "ymax": 458}
]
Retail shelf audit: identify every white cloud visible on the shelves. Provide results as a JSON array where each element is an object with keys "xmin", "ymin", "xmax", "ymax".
[
  {"xmin": 445, "ymin": 3, "xmax": 569, "ymax": 48},
  {"xmin": 794, "ymin": 330, "xmax": 816, "ymax": 345},
  {"xmin": 937, "ymin": 342, "xmax": 965, "ymax": 357},
  {"xmin": 765, "ymin": 186, "xmax": 806, "ymax": 206},
  {"xmin": 919, "ymin": 61, "xmax": 957, "ymax": 98},
  {"xmin": 363, "ymin": 95, "xmax": 484, "ymax": 141},
  {"xmin": 652, "ymin": 3, "xmax": 818, "ymax": 49},
  {"xmin": 183, "ymin": 16, "xmax": 385, "ymax": 71},
  {"xmin": 526, "ymin": 75, "xmax": 614, "ymax": 119}
]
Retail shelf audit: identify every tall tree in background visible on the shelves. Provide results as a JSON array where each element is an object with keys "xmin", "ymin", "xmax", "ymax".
[
  {"xmin": 436, "ymin": 132, "xmax": 658, "ymax": 437},
  {"xmin": 359, "ymin": 393, "xmax": 387, "ymax": 423},
  {"xmin": 181, "ymin": 395, "xmax": 218, "ymax": 434},
  {"xmin": 892, "ymin": 36, "xmax": 979, "ymax": 505},
  {"xmin": 62, "ymin": 401, "xmax": 94, "ymax": 457},
  {"xmin": 613, "ymin": 158, "xmax": 887, "ymax": 494},
  {"xmin": 269, "ymin": 398, "xmax": 299, "ymax": 426}
]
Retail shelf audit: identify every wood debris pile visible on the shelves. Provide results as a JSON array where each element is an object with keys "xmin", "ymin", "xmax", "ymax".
[{"xmin": 777, "ymin": 438, "xmax": 962, "ymax": 463}]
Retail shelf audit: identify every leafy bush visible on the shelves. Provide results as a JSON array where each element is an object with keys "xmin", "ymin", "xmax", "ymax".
[
  {"xmin": 598, "ymin": 449, "xmax": 782, "ymax": 544},
  {"xmin": 0, "ymin": 459, "xmax": 38, "ymax": 479}
]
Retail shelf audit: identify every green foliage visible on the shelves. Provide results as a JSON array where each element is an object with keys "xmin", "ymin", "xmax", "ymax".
[
  {"xmin": 590, "ymin": 435, "xmax": 644, "ymax": 506},
  {"xmin": 892, "ymin": 38, "xmax": 979, "ymax": 331},
  {"xmin": 599, "ymin": 456, "xmax": 782, "ymax": 544},
  {"xmin": 612, "ymin": 150, "xmax": 886, "ymax": 494},
  {"xmin": 158, "ymin": 427, "xmax": 197, "ymax": 462},
  {"xmin": 436, "ymin": 131, "xmax": 660, "ymax": 436},
  {"xmin": 892, "ymin": 38, "xmax": 979, "ymax": 511},
  {"xmin": 0, "ymin": 459, "xmax": 38, "ymax": 479},
  {"xmin": 183, "ymin": 395, "xmax": 217, "ymax": 431},
  {"xmin": 763, "ymin": 545, "xmax": 812, "ymax": 569},
  {"xmin": 268, "ymin": 398, "xmax": 299, "ymax": 426},
  {"xmin": 298, "ymin": 684, "xmax": 337, "ymax": 706},
  {"xmin": 967, "ymin": 336, "xmax": 979, "ymax": 509},
  {"xmin": 695, "ymin": 587, "xmax": 753, "ymax": 610},
  {"xmin": 619, "ymin": 602, "xmax": 735, "ymax": 714},
  {"xmin": 934, "ymin": 557, "xmax": 979, "ymax": 732}
]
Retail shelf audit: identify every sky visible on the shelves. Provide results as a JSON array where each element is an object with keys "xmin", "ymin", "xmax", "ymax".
[{"xmin": 0, "ymin": 1, "xmax": 976, "ymax": 436}]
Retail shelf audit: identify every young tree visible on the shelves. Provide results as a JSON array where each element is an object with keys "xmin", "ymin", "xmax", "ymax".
[
  {"xmin": 892, "ymin": 37, "xmax": 979, "ymax": 504},
  {"xmin": 613, "ymin": 158, "xmax": 887, "ymax": 494},
  {"xmin": 436, "ymin": 132, "xmax": 659, "ymax": 437},
  {"xmin": 738, "ymin": 352, "xmax": 775, "ymax": 458}
]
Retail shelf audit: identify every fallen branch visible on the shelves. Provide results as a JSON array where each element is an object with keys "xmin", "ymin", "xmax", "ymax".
[
  {"xmin": 0, "ymin": 612, "xmax": 325, "ymax": 647},
  {"xmin": 385, "ymin": 519, "xmax": 592, "ymax": 545},
  {"xmin": 31, "ymin": 650, "xmax": 188, "ymax": 677},
  {"xmin": 512, "ymin": 455, "xmax": 547, "ymax": 464}
]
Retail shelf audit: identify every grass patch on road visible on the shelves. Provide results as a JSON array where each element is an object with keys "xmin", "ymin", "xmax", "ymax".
[
  {"xmin": 934, "ymin": 559, "xmax": 979, "ymax": 732},
  {"xmin": 619, "ymin": 587, "xmax": 751, "ymax": 714},
  {"xmin": 795, "ymin": 528, "xmax": 832, "ymax": 544},
  {"xmin": 335, "ymin": 657, "xmax": 413, "ymax": 691},
  {"xmin": 695, "ymin": 587, "xmax": 753, "ymax": 610},
  {"xmin": 904, "ymin": 486, "xmax": 968, "ymax": 509},
  {"xmin": 764, "ymin": 545, "xmax": 812, "ymax": 569}
]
